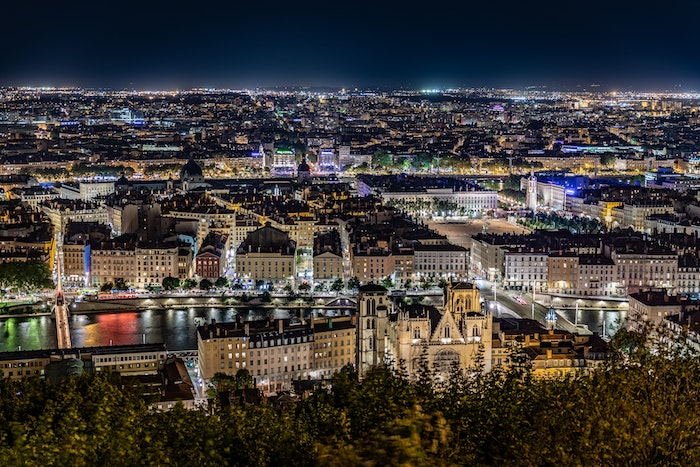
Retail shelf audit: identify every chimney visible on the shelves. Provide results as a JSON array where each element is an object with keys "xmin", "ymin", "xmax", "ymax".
[
  {"xmin": 546, "ymin": 348, "xmax": 552, "ymax": 359},
  {"xmin": 244, "ymin": 322, "xmax": 250, "ymax": 336},
  {"xmin": 278, "ymin": 319, "xmax": 284, "ymax": 334}
]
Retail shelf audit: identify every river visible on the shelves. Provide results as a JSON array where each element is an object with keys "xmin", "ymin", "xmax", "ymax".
[
  {"xmin": 557, "ymin": 308, "xmax": 627, "ymax": 339},
  {"xmin": 0, "ymin": 307, "xmax": 354, "ymax": 353}
]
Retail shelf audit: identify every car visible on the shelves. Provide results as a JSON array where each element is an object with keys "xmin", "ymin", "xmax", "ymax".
[{"xmin": 512, "ymin": 295, "xmax": 526, "ymax": 305}]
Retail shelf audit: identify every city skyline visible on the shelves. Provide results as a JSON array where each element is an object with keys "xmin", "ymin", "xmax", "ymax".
[{"xmin": 2, "ymin": 0, "xmax": 699, "ymax": 90}]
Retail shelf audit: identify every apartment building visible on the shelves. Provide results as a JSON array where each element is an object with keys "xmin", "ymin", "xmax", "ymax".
[
  {"xmin": 413, "ymin": 243, "xmax": 468, "ymax": 281},
  {"xmin": 235, "ymin": 223, "xmax": 296, "ymax": 285}
]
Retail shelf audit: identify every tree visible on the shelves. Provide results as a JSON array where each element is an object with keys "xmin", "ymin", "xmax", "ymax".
[
  {"xmin": 162, "ymin": 277, "xmax": 180, "ymax": 291},
  {"xmin": 347, "ymin": 276, "xmax": 361, "ymax": 291},
  {"xmin": 233, "ymin": 369, "xmax": 255, "ymax": 389},
  {"xmin": 372, "ymin": 150, "xmax": 393, "ymax": 169},
  {"xmin": 353, "ymin": 162, "xmax": 370, "ymax": 173},
  {"xmin": 261, "ymin": 291, "xmax": 272, "ymax": 303},
  {"xmin": 381, "ymin": 276, "xmax": 393, "ymax": 290},
  {"xmin": 600, "ymin": 153, "xmax": 616, "ymax": 168},
  {"xmin": 199, "ymin": 279, "xmax": 213, "ymax": 291},
  {"xmin": 100, "ymin": 282, "xmax": 114, "ymax": 292},
  {"xmin": 330, "ymin": 278, "xmax": 344, "ymax": 294},
  {"xmin": 181, "ymin": 279, "xmax": 197, "ymax": 290},
  {"xmin": 285, "ymin": 283, "xmax": 297, "ymax": 301},
  {"xmin": 4, "ymin": 329, "xmax": 700, "ymax": 465},
  {"xmin": 0, "ymin": 260, "xmax": 53, "ymax": 293},
  {"xmin": 411, "ymin": 152, "xmax": 434, "ymax": 171},
  {"xmin": 113, "ymin": 278, "xmax": 128, "ymax": 291},
  {"xmin": 214, "ymin": 276, "xmax": 229, "ymax": 289}
]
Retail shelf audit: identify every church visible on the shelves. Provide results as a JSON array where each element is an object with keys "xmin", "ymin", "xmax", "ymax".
[{"xmin": 357, "ymin": 281, "xmax": 492, "ymax": 380}]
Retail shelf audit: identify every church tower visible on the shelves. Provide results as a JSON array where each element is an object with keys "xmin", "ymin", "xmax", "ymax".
[
  {"xmin": 445, "ymin": 281, "xmax": 481, "ymax": 324},
  {"xmin": 356, "ymin": 284, "xmax": 391, "ymax": 378},
  {"xmin": 526, "ymin": 167, "xmax": 538, "ymax": 212}
]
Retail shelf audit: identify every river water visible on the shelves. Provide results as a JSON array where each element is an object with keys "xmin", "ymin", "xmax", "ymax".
[
  {"xmin": 557, "ymin": 308, "xmax": 627, "ymax": 339},
  {"xmin": 0, "ymin": 307, "xmax": 354, "ymax": 353}
]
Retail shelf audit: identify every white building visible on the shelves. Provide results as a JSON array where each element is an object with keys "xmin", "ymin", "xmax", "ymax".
[
  {"xmin": 413, "ymin": 244, "xmax": 468, "ymax": 281},
  {"xmin": 60, "ymin": 181, "xmax": 115, "ymax": 201},
  {"xmin": 504, "ymin": 249, "xmax": 549, "ymax": 292}
]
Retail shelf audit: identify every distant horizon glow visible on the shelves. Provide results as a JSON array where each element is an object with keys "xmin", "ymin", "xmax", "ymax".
[{"xmin": 3, "ymin": 1, "xmax": 699, "ymax": 92}]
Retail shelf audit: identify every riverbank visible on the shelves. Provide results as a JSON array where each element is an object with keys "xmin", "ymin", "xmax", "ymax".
[{"xmin": 0, "ymin": 301, "xmax": 49, "ymax": 319}]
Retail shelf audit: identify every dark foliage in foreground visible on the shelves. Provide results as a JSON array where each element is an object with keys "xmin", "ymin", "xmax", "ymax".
[{"xmin": 0, "ymin": 328, "xmax": 698, "ymax": 466}]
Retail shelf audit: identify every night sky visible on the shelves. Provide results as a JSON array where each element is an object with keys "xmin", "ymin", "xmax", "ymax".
[{"xmin": 2, "ymin": 0, "xmax": 699, "ymax": 90}]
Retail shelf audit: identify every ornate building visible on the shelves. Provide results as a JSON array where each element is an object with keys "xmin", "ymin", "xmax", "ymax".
[
  {"xmin": 178, "ymin": 156, "xmax": 209, "ymax": 192},
  {"xmin": 357, "ymin": 281, "xmax": 492, "ymax": 380}
]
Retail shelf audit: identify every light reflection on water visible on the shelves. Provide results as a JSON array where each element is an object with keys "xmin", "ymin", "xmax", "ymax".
[
  {"xmin": 557, "ymin": 308, "xmax": 627, "ymax": 339},
  {"xmin": 1, "ymin": 307, "xmax": 354, "ymax": 352}
]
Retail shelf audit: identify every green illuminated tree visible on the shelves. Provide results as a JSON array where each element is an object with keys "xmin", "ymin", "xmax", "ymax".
[{"xmin": 372, "ymin": 150, "xmax": 392, "ymax": 168}]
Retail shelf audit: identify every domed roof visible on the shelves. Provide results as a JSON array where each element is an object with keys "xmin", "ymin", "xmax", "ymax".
[
  {"xmin": 181, "ymin": 157, "xmax": 203, "ymax": 179},
  {"xmin": 115, "ymin": 174, "xmax": 129, "ymax": 186},
  {"xmin": 298, "ymin": 159, "xmax": 311, "ymax": 173}
]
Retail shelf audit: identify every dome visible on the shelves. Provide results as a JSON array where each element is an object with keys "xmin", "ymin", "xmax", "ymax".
[
  {"xmin": 181, "ymin": 157, "xmax": 203, "ymax": 179},
  {"xmin": 298, "ymin": 159, "xmax": 311, "ymax": 173},
  {"xmin": 115, "ymin": 175, "xmax": 129, "ymax": 186}
]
